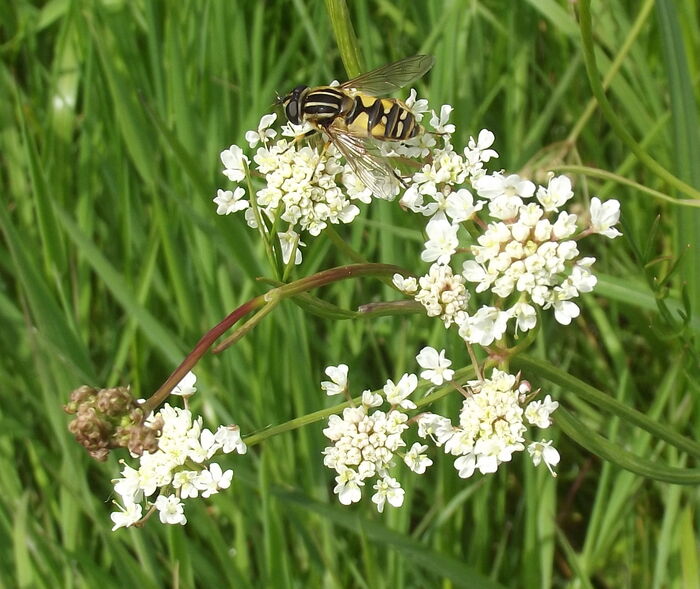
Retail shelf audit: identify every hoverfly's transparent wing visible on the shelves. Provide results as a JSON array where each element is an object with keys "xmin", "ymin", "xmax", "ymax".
[
  {"xmin": 339, "ymin": 55, "xmax": 435, "ymax": 95},
  {"xmin": 324, "ymin": 125, "xmax": 399, "ymax": 199}
]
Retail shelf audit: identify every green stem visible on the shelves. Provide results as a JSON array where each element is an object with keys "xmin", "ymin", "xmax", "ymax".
[
  {"xmin": 567, "ymin": 0, "xmax": 655, "ymax": 144},
  {"xmin": 554, "ymin": 165, "xmax": 700, "ymax": 208},
  {"xmin": 577, "ymin": 0, "xmax": 700, "ymax": 201},
  {"xmin": 143, "ymin": 294, "xmax": 267, "ymax": 414},
  {"xmin": 244, "ymin": 366, "xmax": 475, "ymax": 447},
  {"xmin": 245, "ymin": 162, "xmax": 280, "ymax": 278},
  {"xmin": 324, "ymin": 0, "xmax": 365, "ymax": 78}
]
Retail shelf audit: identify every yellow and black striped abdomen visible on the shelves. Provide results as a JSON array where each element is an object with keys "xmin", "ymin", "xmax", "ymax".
[{"xmin": 344, "ymin": 94, "xmax": 419, "ymax": 141}]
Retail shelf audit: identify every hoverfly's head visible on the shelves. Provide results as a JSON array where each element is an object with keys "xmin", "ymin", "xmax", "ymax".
[{"xmin": 276, "ymin": 85, "xmax": 308, "ymax": 125}]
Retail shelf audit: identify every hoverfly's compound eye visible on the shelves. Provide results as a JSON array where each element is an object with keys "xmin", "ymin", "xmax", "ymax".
[
  {"xmin": 283, "ymin": 85, "xmax": 308, "ymax": 125},
  {"xmin": 285, "ymin": 100, "xmax": 299, "ymax": 125}
]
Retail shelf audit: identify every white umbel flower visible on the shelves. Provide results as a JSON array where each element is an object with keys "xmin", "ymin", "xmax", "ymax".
[
  {"xmin": 403, "ymin": 442, "xmax": 433, "ymax": 474},
  {"xmin": 220, "ymin": 144, "xmax": 248, "ymax": 182},
  {"xmin": 110, "ymin": 500, "xmax": 143, "ymax": 531},
  {"xmin": 321, "ymin": 364, "xmax": 349, "ymax": 396},
  {"xmin": 415, "ymin": 347, "xmax": 454, "ymax": 385},
  {"xmin": 525, "ymin": 394, "xmax": 559, "ymax": 428},
  {"xmin": 110, "ymin": 397, "xmax": 245, "ymax": 530},
  {"xmin": 213, "ymin": 188, "xmax": 249, "ymax": 216},
  {"xmin": 589, "ymin": 197, "xmax": 622, "ymax": 238},
  {"xmin": 418, "ymin": 369, "xmax": 558, "ymax": 480},
  {"xmin": 245, "ymin": 113, "xmax": 278, "ymax": 148},
  {"xmin": 383, "ymin": 373, "xmax": 418, "ymax": 409},
  {"xmin": 528, "ymin": 439, "xmax": 560, "ymax": 476},
  {"xmin": 171, "ymin": 371, "xmax": 197, "ymax": 397},
  {"xmin": 155, "ymin": 494, "xmax": 187, "ymax": 526},
  {"xmin": 371, "ymin": 476, "xmax": 405, "ymax": 513}
]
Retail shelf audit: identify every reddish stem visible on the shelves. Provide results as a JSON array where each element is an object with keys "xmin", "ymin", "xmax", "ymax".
[
  {"xmin": 141, "ymin": 263, "xmax": 410, "ymax": 415},
  {"xmin": 142, "ymin": 295, "xmax": 266, "ymax": 415}
]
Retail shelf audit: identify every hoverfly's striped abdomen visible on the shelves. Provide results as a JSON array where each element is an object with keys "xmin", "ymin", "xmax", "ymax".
[{"xmin": 345, "ymin": 94, "xmax": 419, "ymax": 141}]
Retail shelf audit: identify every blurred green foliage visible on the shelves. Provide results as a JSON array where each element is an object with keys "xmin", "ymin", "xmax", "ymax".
[{"xmin": 0, "ymin": 0, "xmax": 698, "ymax": 587}]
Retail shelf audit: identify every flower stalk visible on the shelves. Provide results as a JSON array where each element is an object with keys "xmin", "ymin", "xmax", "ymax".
[{"xmin": 143, "ymin": 263, "xmax": 411, "ymax": 415}]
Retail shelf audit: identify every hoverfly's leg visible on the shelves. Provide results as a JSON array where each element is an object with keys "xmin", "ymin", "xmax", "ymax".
[
  {"xmin": 294, "ymin": 129, "xmax": 317, "ymax": 143},
  {"xmin": 307, "ymin": 139, "xmax": 332, "ymax": 184},
  {"xmin": 279, "ymin": 129, "xmax": 318, "ymax": 156},
  {"xmin": 391, "ymin": 168, "xmax": 409, "ymax": 192}
]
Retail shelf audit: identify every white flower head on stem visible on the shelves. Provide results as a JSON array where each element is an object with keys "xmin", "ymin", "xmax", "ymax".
[
  {"xmin": 321, "ymin": 364, "xmax": 349, "ymax": 396},
  {"xmin": 220, "ymin": 144, "xmax": 249, "ymax": 182},
  {"xmin": 415, "ymin": 347, "xmax": 454, "ymax": 385},
  {"xmin": 213, "ymin": 187, "xmax": 249, "ymax": 216},
  {"xmin": 589, "ymin": 197, "xmax": 622, "ymax": 238},
  {"xmin": 110, "ymin": 401, "xmax": 245, "ymax": 530},
  {"xmin": 528, "ymin": 440, "xmax": 560, "ymax": 476},
  {"xmin": 172, "ymin": 371, "xmax": 197, "ymax": 397},
  {"xmin": 245, "ymin": 113, "xmax": 278, "ymax": 148}
]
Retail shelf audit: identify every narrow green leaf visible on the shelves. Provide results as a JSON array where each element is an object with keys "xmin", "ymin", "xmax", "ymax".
[
  {"xmin": 512, "ymin": 355, "xmax": 700, "ymax": 459},
  {"xmin": 53, "ymin": 206, "xmax": 184, "ymax": 365},
  {"xmin": 0, "ymin": 204, "xmax": 93, "ymax": 380},
  {"xmin": 275, "ymin": 489, "xmax": 506, "ymax": 589},
  {"xmin": 557, "ymin": 408, "xmax": 700, "ymax": 484}
]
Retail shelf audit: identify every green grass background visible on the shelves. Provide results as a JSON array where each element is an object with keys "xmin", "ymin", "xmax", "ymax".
[{"xmin": 1, "ymin": 0, "xmax": 699, "ymax": 587}]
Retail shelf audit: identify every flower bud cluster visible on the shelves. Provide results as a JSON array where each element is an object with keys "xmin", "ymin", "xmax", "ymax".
[
  {"xmin": 110, "ymin": 374, "xmax": 246, "ymax": 530},
  {"xmin": 418, "ymin": 369, "xmax": 560, "ymax": 478},
  {"xmin": 64, "ymin": 385, "xmax": 156, "ymax": 461}
]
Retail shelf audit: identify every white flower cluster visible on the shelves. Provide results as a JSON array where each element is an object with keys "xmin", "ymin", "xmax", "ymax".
[
  {"xmin": 418, "ymin": 368, "xmax": 560, "ymax": 478},
  {"xmin": 110, "ymin": 373, "xmax": 246, "ymax": 530},
  {"xmin": 321, "ymin": 346, "xmax": 453, "ymax": 512},
  {"xmin": 214, "ymin": 94, "xmax": 471, "ymax": 265},
  {"xmin": 321, "ymin": 350, "xmax": 561, "ymax": 510},
  {"xmin": 215, "ymin": 114, "xmax": 371, "ymax": 265},
  {"xmin": 392, "ymin": 110, "xmax": 622, "ymax": 343}
]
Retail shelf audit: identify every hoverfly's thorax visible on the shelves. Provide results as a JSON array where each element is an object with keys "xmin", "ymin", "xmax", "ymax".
[{"xmin": 299, "ymin": 86, "xmax": 347, "ymax": 122}]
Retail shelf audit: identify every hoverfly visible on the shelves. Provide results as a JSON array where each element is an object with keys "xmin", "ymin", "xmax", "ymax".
[{"xmin": 276, "ymin": 55, "xmax": 435, "ymax": 198}]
